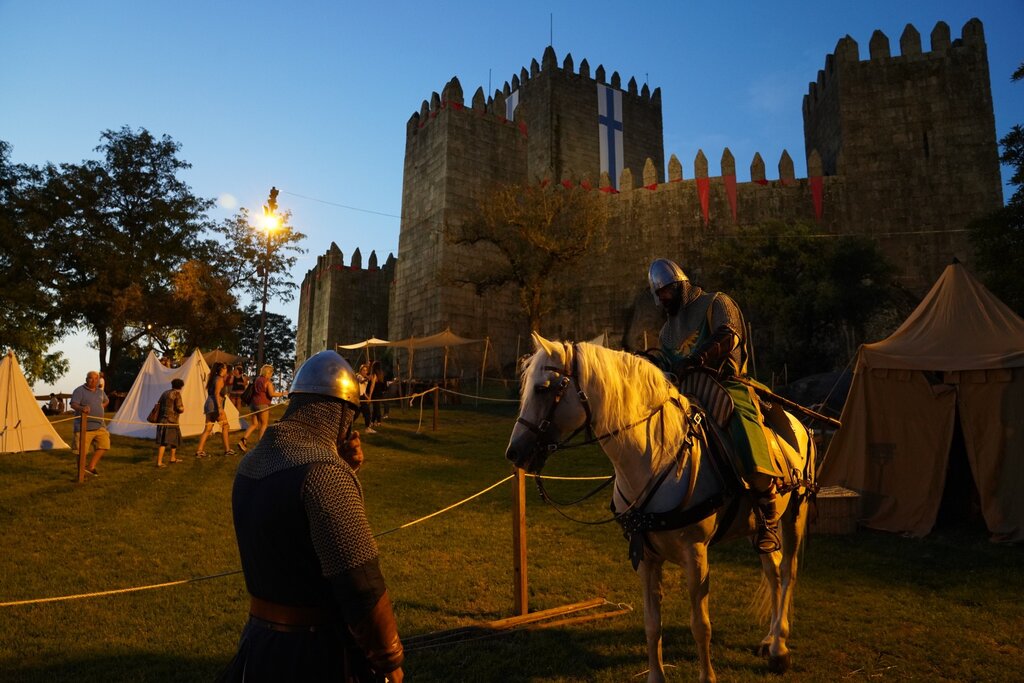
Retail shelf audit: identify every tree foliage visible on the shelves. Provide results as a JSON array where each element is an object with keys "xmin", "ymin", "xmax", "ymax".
[
  {"xmin": 696, "ymin": 221, "xmax": 895, "ymax": 379},
  {"xmin": 450, "ymin": 182, "xmax": 609, "ymax": 331},
  {"xmin": 40, "ymin": 127, "xmax": 218, "ymax": 380},
  {"xmin": 214, "ymin": 206, "xmax": 306, "ymax": 307},
  {"xmin": 237, "ymin": 304, "xmax": 296, "ymax": 385},
  {"xmin": 0, "ymin": 141, "xmax": 69, "ymax": 384}
]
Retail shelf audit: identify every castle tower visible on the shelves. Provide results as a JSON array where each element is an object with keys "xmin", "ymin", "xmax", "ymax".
[
  {"xmin": 802, "ymin": 19, "xmax": 1002, "ymax": 278},
  {"xmin": 390, "ymin": 48, "xmax": 665, "ymax": 374},
  {"xmin": 295, "ymin": 243, "xmax": 395, "ymax": 368}
]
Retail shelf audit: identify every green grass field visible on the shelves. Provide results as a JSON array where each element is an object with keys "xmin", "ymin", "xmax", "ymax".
[{"xmin": 1, "ymin": 400, "xmax": 1021, "ymax": 682}]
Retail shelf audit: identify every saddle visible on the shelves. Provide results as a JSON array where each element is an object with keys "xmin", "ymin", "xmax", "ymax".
[{"xmin": 679, "ymin": 370, "xmax": 806, "ymax": 491}]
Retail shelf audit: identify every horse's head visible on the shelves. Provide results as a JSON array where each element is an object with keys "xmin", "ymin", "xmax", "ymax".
[{"xmin": 506, "ymin": 333, "xmax": 591, "ymax": 473}]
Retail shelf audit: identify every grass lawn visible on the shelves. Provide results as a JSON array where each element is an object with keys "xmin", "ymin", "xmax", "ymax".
[{"xmin": 1, "ymin": 399, "xmax": 1021, "ymax": 682}]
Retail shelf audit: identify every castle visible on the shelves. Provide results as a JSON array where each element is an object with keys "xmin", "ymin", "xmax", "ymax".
[{"xmin": 296, "ymin": 18, "xmax": 1002, "ymax": 376}]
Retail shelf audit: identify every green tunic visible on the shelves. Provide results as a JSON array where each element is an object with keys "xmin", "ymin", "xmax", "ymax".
[{"xmin": 660, "ymin": 291, "xmax": 778, "ymax": 480}]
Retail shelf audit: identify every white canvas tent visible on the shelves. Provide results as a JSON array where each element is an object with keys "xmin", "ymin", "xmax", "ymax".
[
  {"xmin": 821, "ymin": 262, "xmax": 1024, "ymax": 542},
  {"xmin": 388, "ymin": 328, "xmax": 483, "ymax": 379},
  {"xmin": 0, "ymin": 350, "xmax": 70, "ymax": 453},
  {"xmin": 108, "ymin": 349, "xmax": 244, "ymax": 439}
]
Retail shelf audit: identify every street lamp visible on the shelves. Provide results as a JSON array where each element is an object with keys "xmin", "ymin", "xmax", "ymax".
[{"xmin": 256, "ymin": 186, "xmax": 281, "ymax": 369}]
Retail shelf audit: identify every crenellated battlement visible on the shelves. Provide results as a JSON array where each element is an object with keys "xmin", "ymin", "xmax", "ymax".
[
  {"xmin": 406, "ymin": 45, "xmax": 661, "ymax": 141},
  {"xmin": 803, "ymin": 18, "xmax": 987, "ymax": 120}
]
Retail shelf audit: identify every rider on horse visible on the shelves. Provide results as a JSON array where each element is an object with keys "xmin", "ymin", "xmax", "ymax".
[{"xmin": 647, "ymin": 257, "xmax": 782, "ymax": 554}]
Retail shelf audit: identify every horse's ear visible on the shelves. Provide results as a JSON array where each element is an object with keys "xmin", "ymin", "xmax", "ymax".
[{"xmin": 532, "ymin": 332, "xmax": 559, "ymax": 357}]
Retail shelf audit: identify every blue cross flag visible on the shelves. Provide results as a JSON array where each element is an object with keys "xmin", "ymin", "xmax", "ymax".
[
  {"xmin": 506, "ymin": 90, "xmax": 520, "ymax": 121},
  {"xmin": 597, "ymin": 84, "xmax": 624, "ymax": 189}
]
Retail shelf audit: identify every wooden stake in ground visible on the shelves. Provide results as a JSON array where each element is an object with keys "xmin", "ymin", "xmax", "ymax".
[
  {"xmin": 512, "ymin": 467, "xmax": 528, "ymax": 615},
  {"xmin": 77, "ymin": 407, "xmax": 88, "ymax": 483}
]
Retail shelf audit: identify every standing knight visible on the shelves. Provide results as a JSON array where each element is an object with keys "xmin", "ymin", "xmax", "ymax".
[{"xmin": 648, "ymin": 257, "xmax": 782, "ymax": 553}]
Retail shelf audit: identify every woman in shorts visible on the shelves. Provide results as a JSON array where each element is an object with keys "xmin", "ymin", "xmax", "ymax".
[{"xmin": 196, "ymin": 362, "xmax": 233, "ymax": 457}]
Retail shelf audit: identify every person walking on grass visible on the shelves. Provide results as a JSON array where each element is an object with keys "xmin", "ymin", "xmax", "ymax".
[
  {"xmin": 70, "ymin": 370, "xmax": 109, "ymax": 477},
  {"xmin": 155, "ymin": 378, "xmax": 185, "ymax": 468},
  {"xmin": 356, "ymin": 362, "xmax": 376, "ymax": 434},
  {"xmin": 237, "ymin": 364, "xmax": 283, "ymax": 452},
  {"xmin": 197, "ymin": 362, "xmax": 234, "ymax": 458}
]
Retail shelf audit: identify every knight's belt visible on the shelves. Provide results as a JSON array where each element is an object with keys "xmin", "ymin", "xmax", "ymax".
[{"xmin": 249, "ymin": 595, "xmax": 335, "ymax": 630}]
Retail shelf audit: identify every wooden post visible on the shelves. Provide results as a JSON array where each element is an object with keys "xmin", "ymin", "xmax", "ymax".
[
  {"xmin": 512, "ymin": 467, "xmax": 528, "ymax": 615},
  {"xmin": 432, "ymin": 385, "xmax": 439, "ymax": 432},
  {"xmin": 76, "ymin": 407, "xmax": 88, "ymax": 483}
]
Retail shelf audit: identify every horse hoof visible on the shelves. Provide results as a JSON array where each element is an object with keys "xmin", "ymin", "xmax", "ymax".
[{"xmin": 768, "ymin": 652, "xmax": 791, "ymax": 674}]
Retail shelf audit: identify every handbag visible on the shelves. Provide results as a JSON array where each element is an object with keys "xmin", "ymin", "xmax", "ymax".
[{"xmin": 147, "ymin": 401, "xmax": 161, "ymax": 424}]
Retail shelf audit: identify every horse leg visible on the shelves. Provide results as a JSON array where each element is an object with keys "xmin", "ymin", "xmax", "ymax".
[
  {"xmin": 758, "ymin": 541, "xmax": 786, "ymax": 673},
  {"xmin": 637, "ymin": 557, "xmax": 667, "ymax": 683},
  {"xmin": 771, "ymin": 494, "xmax": 809, "ymax": 674},
  {"xmin": 681, "ymin": 542, "xmax": 716, "ymax": 683}
]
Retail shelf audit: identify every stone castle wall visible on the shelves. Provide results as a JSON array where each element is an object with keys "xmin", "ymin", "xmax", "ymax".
[
  {"xmin": 295, "ymin": 244, "xmax": 394, "ymax": 366},
  {"xmin": 298, "ymin": 18, "xmax": 1002, "ymax": 378}
]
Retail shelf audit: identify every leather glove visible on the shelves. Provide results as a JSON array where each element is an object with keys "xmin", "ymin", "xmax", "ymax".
[{"xmin": 348, "ymin": 591, "xmax": 404, "ymax": 677}]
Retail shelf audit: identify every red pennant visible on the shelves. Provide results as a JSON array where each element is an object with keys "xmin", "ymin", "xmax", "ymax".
[
  {"xmin": 754, "ymin": 178, "xmax": 769, "ymax": 186},
  {"xmin": 696, "ymin": 177, "xmax": 710, "ymax": 225},
  {"xmin": 580, "ymin": 180, "xmax": 592, "ymax": 191},
  {"xmin": 724, "ymin": 174, "xmax": 737, "ymax": 222},
  {"xmin": 644, "ymin": 183, "xmax": 657, "ymax": 191},
  {"xmin": 599, "ymin": 186, "xmax": 619, "ymax": 194},
  {"xmin": 561, "ymin": 179, "xmax": 574, "ymax": 189},
  {"xmin": 810, "ymin": 176, "xmax": 824, "ymax": 222},
  {"xmin": 518, "ymin": 121, "xmax": 528, "ymax": 137}
]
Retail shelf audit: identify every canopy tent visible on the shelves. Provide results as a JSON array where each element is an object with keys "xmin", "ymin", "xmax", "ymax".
[
  {"xmin": 0, "ymin": 351, "xmax": 70, "ymax": 453},
  {"xmin": 387, "ymin": 328, "xmax": 484, "ymax": 380},
  {"xmin": 108, "ymin": 349, "xmax": 244, "ymax": 439},
  {"xmin": 204, "ymin": 349, "xmax": 246, "ymax": 367},
  {"xmin": 336, "ymin": 337, "xmax": 391, "ymax": 365},
  {"xmin": 821, "ymin": 262, "xmax": 1024, "ymax": 542}
]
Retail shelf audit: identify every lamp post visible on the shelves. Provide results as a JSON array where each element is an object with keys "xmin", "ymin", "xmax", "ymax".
[{"xmin": 256, "ymin": 187, "xmax": 280, "ymax": 369}]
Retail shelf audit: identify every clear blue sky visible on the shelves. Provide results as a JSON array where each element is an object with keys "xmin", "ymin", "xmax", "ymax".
[{"xmin": 3, "ymin": 1, "xmax": 1021, "ymax": 394}]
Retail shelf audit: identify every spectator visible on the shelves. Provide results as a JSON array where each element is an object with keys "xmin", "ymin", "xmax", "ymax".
[
  {"xmin": 229, "ymin": 364, "xmax": 249, "ymax": 409},
  {"xmin": 197, "ymin": 362, "xmax": 234, "ymax": 458},
  {"xmin": 44, "ymin": 393, "xmax": 60, "ymax": 416},
  {"xmin": 369, "ymin": 360, "xmax": 386, "ymax": 427},
  {"xmin": 237, "ymin": 364, "xmax": 283, "ymax": 452},
  {"xmin": 356, "ymin": 362, "xmax": 376, "ymax": 434},
  {"xmin": 155, "ymin": 379, "xmax": 186, "ymax": 468},
  {"xmin": 69, "ymin": 371, "xmax": 110, "ymax": 477},
  {"xmin": 218, "ymin": 350, "xmax": 403, "ymax": 683}
]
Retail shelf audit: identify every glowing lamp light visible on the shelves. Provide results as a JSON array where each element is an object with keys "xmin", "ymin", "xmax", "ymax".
[{"xmin": 260, "ymin": 213, "xmax": 281, "ymax": 231}]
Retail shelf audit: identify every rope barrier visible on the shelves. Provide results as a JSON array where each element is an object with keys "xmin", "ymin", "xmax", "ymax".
[{"xmin": 0, "ymin": 467, "xmax": 614, "ymax": 608}]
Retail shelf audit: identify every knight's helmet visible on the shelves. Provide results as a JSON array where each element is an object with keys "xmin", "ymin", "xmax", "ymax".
[
  {"xmin": 648, "ymin": 258, "xmax": 688, "ymax": 305},
  {"xmin": 290, "ymin": 350, "xmax": 360, "ymax": 406}
]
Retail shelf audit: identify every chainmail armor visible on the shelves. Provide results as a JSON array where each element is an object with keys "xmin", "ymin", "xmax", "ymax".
[
  {"xmin": 661, "ymin": 290, "xmax": 745, "ymax": 368},
  {"xmin": 236, "ymin": 396, "xmax": 377, "ymax": 575}
]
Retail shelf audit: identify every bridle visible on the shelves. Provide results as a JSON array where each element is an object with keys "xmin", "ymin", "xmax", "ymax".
[
  {"xmin": 514, "ymin": 342, "xmax": 595, "ymax": 457},
  {"xmin": 514, "ymin": 342, "xmax": 692, "ymax": 525}
]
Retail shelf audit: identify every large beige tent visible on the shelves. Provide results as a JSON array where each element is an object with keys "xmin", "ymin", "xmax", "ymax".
[
  {"xmin": 821, "ymin": 262, "xmax": 1024, "ymax": 542},
  {"xmin": 0, "ymin": 351, "xmax": 70, "ymax": 453},
  {"xmin": 108, "ymin": 349, "xmax": 244, "ymax": 439}
]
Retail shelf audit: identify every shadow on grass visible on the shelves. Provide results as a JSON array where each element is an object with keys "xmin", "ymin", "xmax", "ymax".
[{"xmin": 1, "ymin": 653, "xmax": 229, "ymax": 683}]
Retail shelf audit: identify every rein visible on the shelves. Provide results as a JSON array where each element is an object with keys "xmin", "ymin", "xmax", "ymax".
[{"xmin": 520, "ymin": 342, "xmax": 698, "ymax": 526}]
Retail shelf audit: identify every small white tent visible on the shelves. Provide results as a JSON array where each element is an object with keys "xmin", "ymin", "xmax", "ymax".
[
  {"xmin": 0, "ymin": 350, "xmax": 70, "ymax": 453},
  {"xmin": 108, "ymin": 349, "xmax": 244, "ymax": 438}
]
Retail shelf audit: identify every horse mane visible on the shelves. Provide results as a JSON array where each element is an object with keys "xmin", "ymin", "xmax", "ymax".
[{"xmin": 522, "ymin": 340, "xmax": 686, "ymax": 472}]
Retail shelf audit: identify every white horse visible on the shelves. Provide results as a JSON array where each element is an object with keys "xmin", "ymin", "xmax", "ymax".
[{"xmin": 506, "ymin": 333, "xmax": 816, "ymax": 683}]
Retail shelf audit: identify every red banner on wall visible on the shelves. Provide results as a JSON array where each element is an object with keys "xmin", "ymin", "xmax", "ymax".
[
  {"xmin": 724, "ymin": 174, "xmax": 737, "ymax": 222},
  {"xmin": 809, "ymin": 176, "xmax": 824, "ymax": 222},
  {"xmin": 696, "ymin": 177, "xmax": 710, "ymax": 225}
]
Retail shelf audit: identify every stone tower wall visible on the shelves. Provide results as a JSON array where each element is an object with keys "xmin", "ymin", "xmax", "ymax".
[
  {"xmin": 803, "ymin": 19, "xmax": 1002, "ymax": 286},
  {"xmin": 295, "ymin": 244, "xmax": 394, "ymax": 368}
]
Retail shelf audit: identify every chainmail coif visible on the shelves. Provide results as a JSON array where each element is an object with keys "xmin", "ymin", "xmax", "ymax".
[
  {"xmin": 237, "ymin": 394, "xmax": 355, "ymax": 479},
  {"xmin": 236, "ymin": 394, "xmax": 378, "ymax": 574}
]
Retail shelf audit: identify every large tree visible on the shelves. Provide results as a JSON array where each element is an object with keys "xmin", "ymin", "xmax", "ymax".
[
  {"xmin": 237, "ymin": 304, "xmax": 296, "ymax": 385},
  {"xmin": 0, "ymin": 141, "xmax": 68, "ymax": 384},
  {"xmin": 42, "ymin": 127, "xmax": 217, "ymax": 380},
  {"xmin": 450, "ymin": 181, "xmax": 609, "ymax": 331},
  {"xmin": 214, "ymin": 205, "xmax": 306, "ymax": 309},
  {"xmin": 696, "ymin": 221, "xmax": 895, "ymax": 379},
  {"xmin": 969, "ymin": 61, "xmax": 1024, "ymax": 314}
]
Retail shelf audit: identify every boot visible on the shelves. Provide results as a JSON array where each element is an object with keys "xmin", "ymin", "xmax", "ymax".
[{"xmin": 753, "ymin": 488, "xmax": 781, "ymax": 554}]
